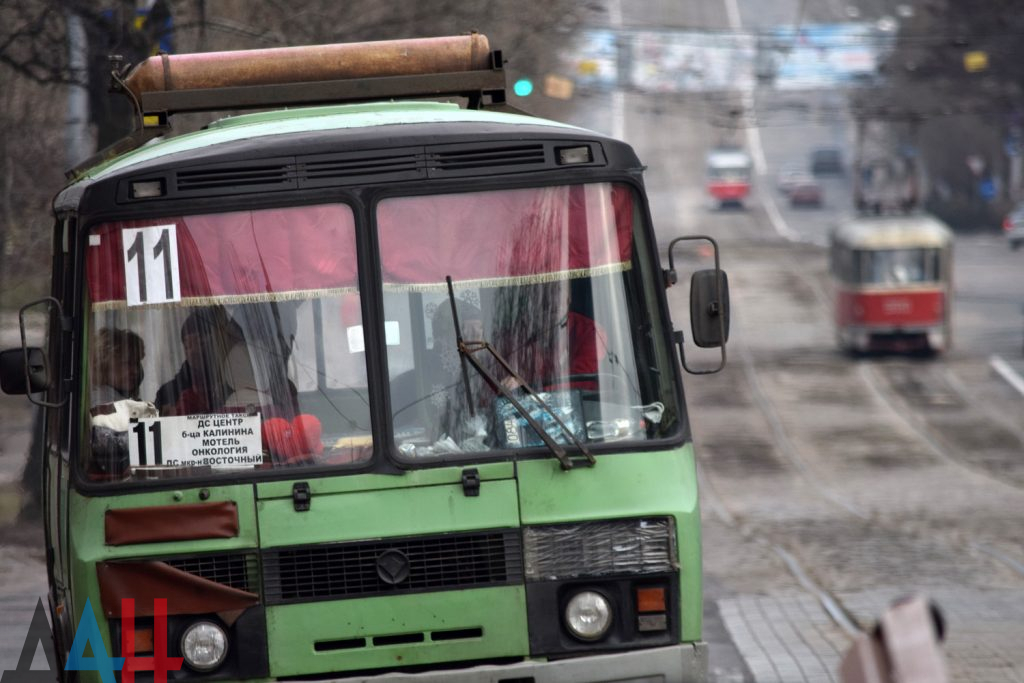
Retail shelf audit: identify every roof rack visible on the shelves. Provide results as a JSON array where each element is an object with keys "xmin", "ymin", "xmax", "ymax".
[{"xmin": 68, "ymin": 33, "xmax": 515, "ymax": 180}]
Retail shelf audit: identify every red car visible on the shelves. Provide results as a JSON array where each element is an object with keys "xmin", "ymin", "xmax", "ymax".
[{"xmin": 788, "ymin": 179, "xmax": 823, "ymax": 207}]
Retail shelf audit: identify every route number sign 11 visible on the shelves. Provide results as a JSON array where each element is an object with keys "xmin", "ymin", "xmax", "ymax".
[{"xmin": 122, "ymin": 224, "xmax": 181, "ymax": 306}]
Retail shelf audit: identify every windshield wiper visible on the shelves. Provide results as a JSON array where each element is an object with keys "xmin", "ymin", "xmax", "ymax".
[{"xmin": 445, "ymin": 277, "xmax": 594, "ymax": 470}]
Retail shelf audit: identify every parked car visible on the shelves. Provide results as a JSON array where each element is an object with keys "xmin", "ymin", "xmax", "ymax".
[
  {"xmin": 776, "ymin": 165, "xmax": 811, "ymax": 194},
  {"xmin": 810, "ymin": 147, "xmax": 844, "ymax": 175},
  {"xmin": 1003, "ymin": 202, "xmax": 1024, "ymax": 250},
  {"xmin": 789, "ymin": 179, "xmax": 823, "ymax": 207}
]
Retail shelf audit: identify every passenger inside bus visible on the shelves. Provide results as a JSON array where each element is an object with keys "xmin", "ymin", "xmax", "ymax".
[
  {"xmin": 156, "ymin": 306, "xmax": 265, "ymax": 416},
  {"xmin": 88, "ymin": 326, "xmax": 157, "ymax": 480},
  {"xmin": 90, "ymin": 326, "xmax": 146, "ymax": 406}
]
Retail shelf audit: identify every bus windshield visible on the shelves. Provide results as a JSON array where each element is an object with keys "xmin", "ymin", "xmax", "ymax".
[
  {"xmin": 84, "ymin": 204, "xmax": 373, "ymax": 482},
  {"xmin": 378, "ymin": 183, "xmax": 680, "ymax": 460},
  {"xmin": 81, "ymin": 183, "xmax": 681, "ymax": 482}
]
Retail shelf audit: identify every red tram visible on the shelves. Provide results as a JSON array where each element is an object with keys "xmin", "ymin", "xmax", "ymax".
[
  {"xmin": 706, "ymin": 148, "xmax": 752, "ymax": 207},
  {"xmin": 830, "ymin": 214, "xmax": 953, "ymax": 354}
]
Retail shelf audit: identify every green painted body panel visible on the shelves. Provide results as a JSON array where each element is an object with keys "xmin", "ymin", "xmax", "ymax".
[
  {"xmin": 516, "ymin": 446, "xmax": 703, "ymax": 642},
  {"xmin": 256, "ymin": 474, "xmax": 519, "ymax": 547},
  {"xmin": 68, "ymin": 484, "xmax": 258, "ymax": 561},
  {"xmin": 79, "ymin": 102, "xmax": 580, "ymax": 182},
  {"xmin": 61, "ymin": 449, "xmax": 700, "ymax": 683},
  {"xmin": 66, "ymin": 484, "xmax": 259, "ymax": 683},
  {"xmin": 266, "ymin": 587, "xmax": 528, "ymax": 675},
  {"xmin": 255, "ymin": 460, "xmax": 514, "ymax": 499}
]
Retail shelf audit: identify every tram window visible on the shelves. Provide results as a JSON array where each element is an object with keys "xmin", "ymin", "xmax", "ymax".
[
  {"xmin": 857, "ymin": 248, "xmax": 938, "ymax": 284},
  {"xmin": 832, "ymin": 247, "xmax": 855, "ymax": 283}
]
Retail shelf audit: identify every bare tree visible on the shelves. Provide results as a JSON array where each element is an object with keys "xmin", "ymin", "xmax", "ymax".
[
  {"xmin": 855, "ymin": 0, "xmax": 1024, "ymax": 228},
  {"xmin": 0, "ymin": 0, "xmax": 588, "ymax": 303}
]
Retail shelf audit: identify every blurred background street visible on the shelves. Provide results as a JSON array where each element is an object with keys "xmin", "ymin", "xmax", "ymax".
[{"xmin": 2, "ymin": 0, "xmax": 1024, "ymax": 680}]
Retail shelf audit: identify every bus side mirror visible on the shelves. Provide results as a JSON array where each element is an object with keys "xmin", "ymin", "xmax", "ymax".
[
  {"xmin": 3, "ymin": 296, "xmax": 67, "ymax": 407},
  {"xmin": 0, "ymin": 347, "xmax": 50, "ymax": 395},
  {"xmin": 690, "ymin": 269, "xmax": 730, "ymax": 348},
  {"xmin": 666, "ymin": 235, "xmax": 728, "ymax": 374}
]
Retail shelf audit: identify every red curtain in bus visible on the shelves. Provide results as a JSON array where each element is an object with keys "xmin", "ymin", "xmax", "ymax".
[
  {"xmin": 86, "ymin": 204, "xmax": 358, "ymax": 304},
  {"xmin": 377, "ymin": 183, "xmax": 634, "ymax": 287}
]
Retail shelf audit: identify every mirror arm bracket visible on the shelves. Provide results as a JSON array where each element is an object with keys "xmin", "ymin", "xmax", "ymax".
[{"xmin": 20, "ymin": 297, "xmax": 68, "ymax": 408}]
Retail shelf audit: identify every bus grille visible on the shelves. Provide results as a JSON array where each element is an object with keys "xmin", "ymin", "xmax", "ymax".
[
  {"xmin": 429, "ymin": 144, "xmax": 547, "ymax": 175},
  {"xmin": 123, "ymin": 141, "xmax": 606, "ymax": 200},
  {"xmin": 262, "ymin": 530, "xmax": 523, "ymax": 604},
  {"xmin": 176, "ymin": 162, "xmax": 295, "ymax": 194},
  {"xmin": 299, "ymin": 149, "xmax": 423, "ymax": 187},
  {"xmin": 164, "ymin": 553, "xmax": 258, "ymax": 593}
]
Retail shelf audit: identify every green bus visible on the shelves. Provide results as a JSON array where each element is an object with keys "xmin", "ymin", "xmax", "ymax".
[{"xmin": 0, "ymin": 34, "xmax": 728, "ymax": 683}]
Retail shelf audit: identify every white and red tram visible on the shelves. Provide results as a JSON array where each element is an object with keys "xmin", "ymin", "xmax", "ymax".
[
  {"xmin": 830, "ymin": 214, "xmax": 953, "ymax": 354},
  {"xmin": 706, "ymin": 148, "xmax": 752, "ymax": 208}
]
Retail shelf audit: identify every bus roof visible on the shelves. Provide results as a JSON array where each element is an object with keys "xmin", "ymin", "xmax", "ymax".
[
  {"xmin": 832, "ymin": 214, "xmax": 953, "ymax": 249},
  {"xmin": 76, "ymin": 101, "xmax": 583, "ymax": 183}
]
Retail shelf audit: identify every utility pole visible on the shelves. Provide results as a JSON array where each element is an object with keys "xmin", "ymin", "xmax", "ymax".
[{"xmin": 66, "ymin": 10, "xmax": 93, "ymax": 169}]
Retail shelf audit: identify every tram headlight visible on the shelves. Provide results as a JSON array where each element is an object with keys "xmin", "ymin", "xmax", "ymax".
[
  {"xmin": 180, "ymin": 621, "xmax": 228, "ymax": 671},
  {"xmin": 564, "ymin": 591, "xmax": 612, "ymax": 641}
]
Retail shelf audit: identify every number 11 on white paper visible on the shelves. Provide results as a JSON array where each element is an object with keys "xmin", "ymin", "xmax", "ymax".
[{"xmin": 122, "ymin": 224, "xmax": 182, "ymax": 306}]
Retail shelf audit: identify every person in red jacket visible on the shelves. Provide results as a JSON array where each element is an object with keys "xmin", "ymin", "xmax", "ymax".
[{"xmin": 494, "ymin": 277, "xmax": 608, "ymax": 393}]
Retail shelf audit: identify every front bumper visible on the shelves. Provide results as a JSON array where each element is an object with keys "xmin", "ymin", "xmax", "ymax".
[
  {"xmin": 317, "ymin": 643, "xmax": 708, "ymax": 682},
  {"xmin": 839, "ymin": 325, "xmax": 944, "ymax": 352}
]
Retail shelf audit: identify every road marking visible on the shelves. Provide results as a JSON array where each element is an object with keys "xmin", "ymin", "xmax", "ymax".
[
  {"xmin": 990, "ymin": 354, "xmax": 1024, "ymax": 397},
  {"xmin": 725, "ymin": 0, "xmax": 802, "ymax": 243},
  {"xmin": 742, "ymin": 90, "xmax": 768, "ymax": 176},
  {"xmin": 759, "ymin": 186, "xmax": 801, "ymax": 241}
]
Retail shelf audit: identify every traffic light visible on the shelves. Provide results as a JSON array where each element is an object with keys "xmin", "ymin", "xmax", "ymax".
[{"xmin": 513, "ymin": 78, "xmax": 534, "ymax": 97}]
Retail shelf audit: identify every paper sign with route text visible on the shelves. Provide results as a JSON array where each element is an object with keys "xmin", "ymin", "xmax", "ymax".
[{"xmin": 128, "ymin": 414, "xmax": 263, "ymax": 469}]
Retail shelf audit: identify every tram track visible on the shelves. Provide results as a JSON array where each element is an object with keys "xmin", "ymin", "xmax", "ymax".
[
  {"xmin": 790, "ymin": 255, "xmax": 1024, "ymax": 577},
  {"xmin": 698, "ymin": 338, "xmax": 1024, "ymax": 662},
  {"xmin": 693, "ymin": 244, "xmax": 1024, "ymax": 649},
  {"xmin": 859, "ymin": 361, "xmax": 1024, "ymax": 496},
  {"xmin": 697, "ymin": 457, "xmax": 865, "ymax": 638}
]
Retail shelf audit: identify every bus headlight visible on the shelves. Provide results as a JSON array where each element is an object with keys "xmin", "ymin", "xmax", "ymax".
[
  {"xmin": 564, "ymin": 591, "xmax": 612, "ymax": 641},
  {"xmin": 180, "ymin": 621, "xmax": 228, "ymax": 671}
]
